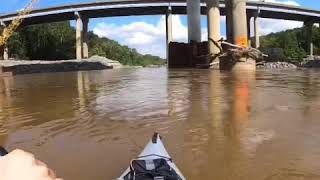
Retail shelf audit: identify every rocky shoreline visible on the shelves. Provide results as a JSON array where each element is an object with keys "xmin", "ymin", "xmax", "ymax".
[
  {"xmin": 257, "ymin": 62, "xmax": 297, "ymax": 69},
  {"xmin": 0, "ymin": 56, "xmax": 124, "ymax": 75},
  {"xmin": 2, "ymin": 57, "xmax": 320, "ymax": 76},
  {"xmin": 257, "ymin": 60, "xmax": 320, "ymax": 69},
  {"xmin": 300, "ymin": 60, "xmax": 320, "ymax": 68},
  {"xmin": 0, "ymin": 55, "xmax": 166, "ymax": 76}
]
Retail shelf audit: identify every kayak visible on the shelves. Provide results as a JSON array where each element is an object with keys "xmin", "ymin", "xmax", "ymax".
[{"xmin": 118, "ymin": 133, "xmax": 186, "ymax": 180}]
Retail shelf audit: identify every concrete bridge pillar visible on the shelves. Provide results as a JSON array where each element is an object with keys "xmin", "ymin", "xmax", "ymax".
[
  {"xmin": 206, "ymin": 0, "xmax": 221, "ymax": 60},
  {"xmin": 75, "ymin": 12, "xmax": 82, "ymax": 60},
  {"xmin": 221, "ymin": 0, "xmax": 256, "ymax": 71},
  {"xmin": 305, "ymin": 21, "xmax": 314, "ymax": 57},
  {"xmin": 230, "ymin": 0, "xmax": 248, "ymax": 47},
  {"xmin": 187, "ymin": 0, "xmax": 201, "ymax": 42},
  {"xmin": 254, "ymin": 14, "xmax": 260, "ymax": 48},
  {"xmin": 1, "ymin": 22, "xmax": 9, "ymax": 60},
  {"xmin": 3, "ymin": 45, "xmax": 8, "ymax": 60},
  {"xmin": 166, "ymin": 7, "xmax": 173, "ymax": 62},
  {"xmin": 225, "ymin": 0, "xmax": 233, "ymax": 42},
  {"xmin": 247, "ymin": 16, "xmax": 252, "ymax": 47},
  {"xmin": 82, "ymin": 18, "xmax": 89, "ymax": 59}
]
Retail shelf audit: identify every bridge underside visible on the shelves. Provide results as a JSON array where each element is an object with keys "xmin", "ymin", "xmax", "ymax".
[{"xmin": 4, "ymin": 6, "xmax": 320, "ymax": 27}]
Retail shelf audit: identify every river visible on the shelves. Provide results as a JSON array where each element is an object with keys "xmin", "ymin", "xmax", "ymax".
[{"xmin": 0, "ymin": 68, "xmax": 320, "ymax": 180}]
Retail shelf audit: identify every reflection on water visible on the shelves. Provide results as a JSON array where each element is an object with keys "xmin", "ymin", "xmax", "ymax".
[{"xmin": 0, "ymin": 68, "xmax": 320, "ymax": 180}]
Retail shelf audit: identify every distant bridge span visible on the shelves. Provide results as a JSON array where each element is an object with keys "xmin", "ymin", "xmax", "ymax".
[{"xmin": 0, "ymin": 0, "xmax": 320, "ymax": 26}]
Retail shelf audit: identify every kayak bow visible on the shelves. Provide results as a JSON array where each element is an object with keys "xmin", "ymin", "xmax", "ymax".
[{"xmin": 118, "ymin": 133, "xmax": 186, "ymax": 180}]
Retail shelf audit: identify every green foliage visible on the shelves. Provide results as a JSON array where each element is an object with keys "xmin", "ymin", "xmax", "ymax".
[
  {"xmin": 259, "ymin": 26, "xmax": 320, "ymax": 62},
  {"xmin": 87, "ymin": 33, "xmax": 164, "ymax": 66},
  {"xmin": 7, "ymin": 21, "xmax": 165, "ymax": 66},
  {"xmin": 9, "ymin": 22, "xmax": 75, "ymax": 60},
  {"xmin": 7, "ymin": 29, "xmax": 28, "ymax": 59},
  {"xmin": 262, "ymin": 48, "xmax": 287, "ymax": 62}
]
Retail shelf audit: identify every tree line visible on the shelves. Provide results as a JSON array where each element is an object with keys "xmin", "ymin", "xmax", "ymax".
[
  {"xmin": 258, "ymin": 25, "xmax": 320, "ymax": 62},
  {"xmin": 4, "ymin": 21, "xmax": 319, "ymax": 64},
  {"xmin": 4, "ymin": 21, "xmax": 165, "ymax": 66}
]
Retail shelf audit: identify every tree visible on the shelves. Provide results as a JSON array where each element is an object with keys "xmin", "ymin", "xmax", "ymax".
[
  {"xmin": 259, "ymin": 26, "xmax": 320, "ymax": 61},
  {"xmin": 7, "ymin": 21, "xmax": 165, "ymax": 66}
]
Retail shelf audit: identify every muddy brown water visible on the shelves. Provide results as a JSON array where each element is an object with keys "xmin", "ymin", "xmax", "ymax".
[{"xmin": 0, "ymin": 68, "xmax": 320, "ymax": 180}]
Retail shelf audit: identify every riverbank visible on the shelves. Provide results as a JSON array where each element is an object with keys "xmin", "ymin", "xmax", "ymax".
[
  {"xmin": 0, "ymin": 55, "xmax": 127, "ymax": 75},
  {"xmin": 0, "ymin": 59, "xmax": 112, "ymax": 75},
  {"xmin": 2, "ymin": 59, "xmax": 320, "ymax": 76},
  {"xmin": 257, "ymin": 60, "xmax": 320, "ymax": 69},
  {"xmin": 257, "ymin": 62, "xmax": 297, "ymax": 69},
  {"xmin": 300, "ymin": 59, "xmax": 320, "ymax": 68},
  {"xmin": 0, "ymin": 55, "xmax": 167, "ymax": 76}
]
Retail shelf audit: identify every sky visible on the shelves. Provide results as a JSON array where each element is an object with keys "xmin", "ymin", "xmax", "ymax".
[{"xmin": 1, "ymin": 0, "xmax": 320, "ymax": 58}]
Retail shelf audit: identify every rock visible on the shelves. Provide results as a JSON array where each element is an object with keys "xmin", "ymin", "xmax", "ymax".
[
  {"xmin": 0, "ymin": 59, "xmax": 113, "ymax": 75},
  {"xmin": 301, "ymin": 60, "xmax": 320, "ymax": 68},
  {"xmin": 145, "ymin": 64, "xmax": 164, "ymax": 68},
  {"xmin": 123, "ymin": 65, "xmax": 143, "ymax": 68},
  {"xmin": 88, "ymin": 55, "xmax": 123, "ymax": 69},
  {"xmin": 0, "ymin": 55, "xmax": 138, "ymax": 75},
  {"xmin": 256, "ymin": 62, "xmax": 297, "ymax": 69}
]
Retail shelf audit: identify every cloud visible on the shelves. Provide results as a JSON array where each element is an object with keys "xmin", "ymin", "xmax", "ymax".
[
  {"xmin": 93, "ymin": 18, "xmax": 165, "ymax": 58},
  {"xmin": 93, "ymin": 15, "xmax": 210, "ymax": 58},
  {"xmin": 248, "ymin": 0, "xmax": 302, "ymax": 36},
  {"xmin": 249, "ymin": 18, "xmax": 303, "ymax": 36}
]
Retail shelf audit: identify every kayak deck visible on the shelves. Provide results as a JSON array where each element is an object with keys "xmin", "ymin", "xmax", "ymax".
[{"xmin": 118, "ymin": 133, "xmax": 185, "ymax": 180}]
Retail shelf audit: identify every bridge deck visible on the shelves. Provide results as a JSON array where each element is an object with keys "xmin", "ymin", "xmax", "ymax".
[{"xmin": 0, "ymin": 0, "xmax": 320, "ymax": 26}]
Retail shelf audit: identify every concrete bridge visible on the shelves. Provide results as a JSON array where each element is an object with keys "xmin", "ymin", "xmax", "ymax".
[{"xmin": 0, "ymin": 0, "xmax": 319, "ymax": 62}]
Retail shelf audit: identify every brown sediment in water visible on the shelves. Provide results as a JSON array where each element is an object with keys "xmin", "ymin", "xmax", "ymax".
[{"xmin": 0, "ymin": 68, "xmax": 320, "ymax": 180}]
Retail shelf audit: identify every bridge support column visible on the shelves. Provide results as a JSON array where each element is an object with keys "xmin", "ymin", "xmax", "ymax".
[
  {"xmin": 247, "ymin": 16, "xmax": 252, "ymax": 48},
  {"xmin": 254, "ymin": 14, "xmax": 260, "ymax": 48},
  {"xmin": 305, "ymin": 22, "xmax": 314, "ymax": 57},
  {"xmin": 230, "ymin": 0, "xmax": 248, "ymax": 47},
  {"xmin": 82, "ymin": 18, "xmax": 89, "ymax": 59},
  {"xmin": 3, "ymin": 45, "xmax": 8, "ymax": 60},
  {"xmin": 1, "ymin": 22, "xmax": 9, "ymax": 60},
  {"xmin": 75, "ymin": 12, "xmax": 82, "ymax": 60},
  {"xmin": 187, "ymin": 0, "xmax": 201, "ymax": 42},
  {"xmin": 166, "ymin": 7, "xmax": 173, "ymax": 62},
  {"xmin": 221, "ymin": 0, "xmax": 255, "ymax": 71},
  {"xmin": 225, "ymin": 0, "xmax": 233, "ymax": 42},
  {"xmin": 206, "ymin": 0, "xmax": 221, "ymax": 61}
]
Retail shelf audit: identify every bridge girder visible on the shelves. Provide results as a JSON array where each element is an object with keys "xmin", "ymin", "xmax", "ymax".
[{"xmin": 0, "ymin": 1, "xmax": 320, "ymax": 27}]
